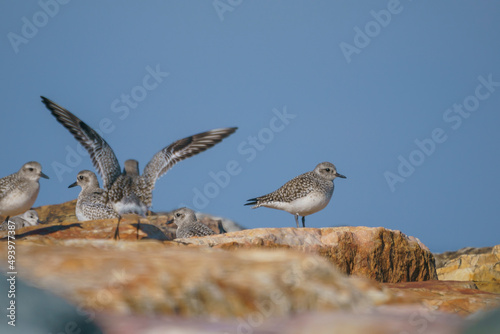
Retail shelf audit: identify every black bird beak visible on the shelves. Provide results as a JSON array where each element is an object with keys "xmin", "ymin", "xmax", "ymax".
[
  {"xmin": 68, "ymin": 181, "xmax": 78, "ymax": 188},
  {"xmin": 40, "ymin": 172, "xmax": 50, "ymax": 179},
  {"xmin": 336, "ymin": 173, "xmax": 346, "ymax": 179}
]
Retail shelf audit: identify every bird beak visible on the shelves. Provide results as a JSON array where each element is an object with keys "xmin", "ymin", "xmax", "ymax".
[
  {"xmin": 336, "ymin": 173, "xmax": 346, "ymax": 179},
  {"xmin": 167, "ymin": 219, "xmax": 174, "ymax": 225},
  {"xmin": 68, "ymin": 181, "xmax": 78, "ymax": 188},
  {"xmin": 40, "ymin": 172, "xmax": 50, "ymax": 179}
]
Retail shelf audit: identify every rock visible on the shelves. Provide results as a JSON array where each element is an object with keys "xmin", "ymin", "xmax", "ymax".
[
  {"xmin": 1, "ymin": 200, "xmax": 228, "ymax": 240},
  {"xmin": 33, "ymin": 199, "xmax": 79, "ymax": 224},
  {"xmin": 435, "ymin": 245, "xmax": 500, "ymax": 293},
  {"xmin": 179, "ymin": 226, "xmax": 437, "ymax": 283},
  {"xmin": 384, "ymin": 281, "xmax": 500, "ymax": 317},
  {"xmin": 434, "ymin": 246, "xmax": 494, "ymax": 268},
  {"xmin": 0, "ymin": 239, "xmax": 391, "ymax": 318},
  {"xmin": 2, "ymin": 219, "xmax": 436, "ymax": 283}
]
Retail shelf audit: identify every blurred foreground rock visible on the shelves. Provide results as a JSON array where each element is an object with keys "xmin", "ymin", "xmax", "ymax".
[
  {"xmin": 435, "ymin": 245, "xmax": 500, "ymax": 293},
  {"xmin": 1, "ymin": 240, "xmax": 390, "ymax": 317}
]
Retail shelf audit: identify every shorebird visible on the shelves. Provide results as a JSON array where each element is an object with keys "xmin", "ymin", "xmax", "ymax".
[
  {"xmin": 0, "ymin": 161, "xmax": 49, "ymax": 217},
  {"xmin": 245, "ymin": 162, "xmax": 346, "ymax": 228},
  {"xmin": 0, "ymin": 210, "xmax": 41, "ymax": 230},
  {"xmin": 68, "ymin": 170, "xmax": 120, "ymax": 221},
  {"xmin": 41, "ymin": 96, "xmax": 237, "ymax": 216},
  {"xmin": 170, "ymin": 207, "xmax": 215, "ymax": 238}
]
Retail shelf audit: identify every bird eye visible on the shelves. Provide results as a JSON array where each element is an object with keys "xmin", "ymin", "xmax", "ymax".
[
  {"xmin": 176, "ymin": 213, "xmax": 181, "ymax": 217},
  {"xmin": 325, "ymin": 168, "xmax": 331, "ymax": 172},
  {"xmin": 29, "ymin": 168, "xmax": 34, "ymax": 172},
  {"xmin": 79, "ymin": 175, "xmax": 84, "ymax": 180}
]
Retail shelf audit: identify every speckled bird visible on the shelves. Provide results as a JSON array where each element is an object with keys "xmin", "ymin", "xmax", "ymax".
[
  {"xmin": 0, "ymin": 161, "xmax": 49, "ymax": 217},
  {"xmin": 0, "ymin": 210, "xmax": 41, "ymax": 230},
  {"xmin": 69, "ymin": 170, "xmax": 120, "ymax": 221},
  {"xmin": 245, "ymin": 162, "xmax": 346, "ymax": 228},
  {"xmin": 41, "ymin": 96, "xmax": 237, "ymax": 216},
  {"xmin": 171, "ymin": 207, "xmax": 215, "ymax": 238}
]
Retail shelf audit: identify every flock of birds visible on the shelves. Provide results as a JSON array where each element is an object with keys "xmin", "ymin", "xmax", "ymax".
[{"xmin": 0, "ymin": 96, "xmax": 346, "ymax": 238}]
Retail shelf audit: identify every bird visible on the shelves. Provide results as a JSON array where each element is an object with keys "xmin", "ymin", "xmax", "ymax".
[
  {"xmin": 0, "ymin": 161, "xmax": 49, "ymax": 217},
  {"xmin": 41, "ymin": 96, "xmax": 237, "ymax": 216},
  {"xmin": 245, "ymin": 162, "xmax": 346, "ymax": 228},
  {"xmin": 0, "ymin": 210, "xmax": 41, "ymax": 231},
  {"xmin": 170, "ymin": 207, "xmax": 216, "ymax": 238},
  {"xmin": 68, "ymin": 170, "xmax": 120, "ymax": 222}
]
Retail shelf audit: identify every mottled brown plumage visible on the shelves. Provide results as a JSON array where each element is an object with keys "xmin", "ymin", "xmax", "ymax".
[
  {"xmin": 69, "ymin": 170, "xmax": 120, "ymax": 221},
  {"xmin": 172, "ymin": 207, "xmax": 216, "ymax": 238},
  {"xmin": 245, "ymin": 162, "xmax": 346, "ymax": 228},
  {"xmin": 0, "ymin": 161, "xmax": 49, "ymax": 216}
]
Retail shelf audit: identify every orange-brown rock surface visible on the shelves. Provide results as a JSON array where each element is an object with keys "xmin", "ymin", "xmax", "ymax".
[
  {"xmin": 180, "ymin": 226, "xmax": 437, "ymax": 283},
  {"xmin": 1, "ymin": 222, "xmax": 437, "ymax": 283},
  {"xmin": 1, "ymin": 201, "xmax": 499, "ymax": 334},
  {"xmin": 435, "ymin": 245, "xmax": 500, "ymax": 293},
  {"xmin": 384, "ymin": 280, "xmax": 500, "ymax": 316},
  {"xmin": 1, "ymin": 201, "xmax": 438, "ymax": 283},
  {"xmin": 0, "ymin": 239, "xmax": 391, "ymax": 317}
]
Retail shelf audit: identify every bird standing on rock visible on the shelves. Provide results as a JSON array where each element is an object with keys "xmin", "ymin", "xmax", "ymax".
[
  {"xmin": 171, "ymin": 207, "xmax": 216, "ymax": 238},
  {"xmin": 0, "ymin": 161, "xmax": 49, "ymax": 217},
  {"xmin": 245, "ymin": 162, "xmax": 346, "ymax": 228}
]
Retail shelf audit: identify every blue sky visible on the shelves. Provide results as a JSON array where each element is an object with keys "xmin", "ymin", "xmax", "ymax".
[{"xmin": 1, "ymin": 1, "xmax": 499, "ymax": 253}]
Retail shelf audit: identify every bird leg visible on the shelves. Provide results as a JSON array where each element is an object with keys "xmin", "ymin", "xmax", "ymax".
[
  {"xmin": 294, "ymin": 214, "xmax": 300, "ymax": 228},
  {"xmin": 136, "ymin": 216, "xmax": 141, "ymax": 240},
  {"xmin": 301, "ymin": 216, "xmax": 306, "ymax": 228},
  {"xmin": 113, "ymin": 217, "xmax": 121, "ymax": 240}
]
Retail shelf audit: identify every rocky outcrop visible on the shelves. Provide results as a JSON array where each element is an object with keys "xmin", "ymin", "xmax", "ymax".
[
  {"xmin": 1, "ymin": 220, "xmax": 436, "ymax": 283},
  {"xmin": 32, "ymin": 199, "xmax": 237, "ymax": 236},
  {"xmin": 1, "ymin": 200, "xmax": 498, "ymax": 334},
  {"xmin": 180, "ymin": 227, "xmax": 438, "ymax": 283},
  {"xmin": 434, "ymin": 246, "xmax": 494, "ymax": 268},
  {"xmin": 2, "ymin": 201, "xmax": 437, "ymax": 283},
  {"xmin": 435, "ymin": 245, "xmax": 500, "ymax": 293},
  {"xmin": 0, "ymin": 239, "xmax": 391, "ymax": 317}
]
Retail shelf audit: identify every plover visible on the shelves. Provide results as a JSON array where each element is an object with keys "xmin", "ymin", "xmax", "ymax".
[
  {"xmin": 245, "ymin": 162, "xmax": 346, "ymax": 228},
  {"xmin": 0, "ymin": 161, "xmax": 49, "ymax": 217},
  {"xmin": 68, "ymin": 170, "xmax": 120, "ymax": 221},
  {"xmin": 41, "ymin": 96, "xmax": 237, "ymax": 216},
  {"xmin": 171, "ymin": 207, "xmax": 216, "ymax": 238},
  {"xmin": 0, "ymin": 210, "xmax": 41, "ymax": 231}
]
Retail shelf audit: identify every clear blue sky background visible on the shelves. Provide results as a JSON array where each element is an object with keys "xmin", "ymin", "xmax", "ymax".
[{"xmin": 1, "ymin": 1, "xmax": 499, "ymax": 253}]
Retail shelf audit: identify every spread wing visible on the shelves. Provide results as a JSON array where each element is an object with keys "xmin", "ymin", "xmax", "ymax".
[
  {"xmin": 41, "ymin": 96, "xmax": 121, "ymax": 189},
  {"xmin": 143, "ymin": 127, "xmax": 237, "ymax": 190}
]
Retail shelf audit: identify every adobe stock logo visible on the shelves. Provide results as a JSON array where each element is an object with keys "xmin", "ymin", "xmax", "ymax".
[
  {"xmin": 384, "ymin": 74, "xmax": 499, "ymax": 192},
  {"xmin": 339, "ymin": 0, "xmax": 411, "ymax": 64},
  {"xmin": 213, "ymin": 0, "xmax": 243, "ymax": 21},
  {"xmin": 179, "ymin": 106, "xmax": 296, "ymax": 210},
  {"xmin": 7, "ymin": 0, "xmax": 71, "ymax": 54}
]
